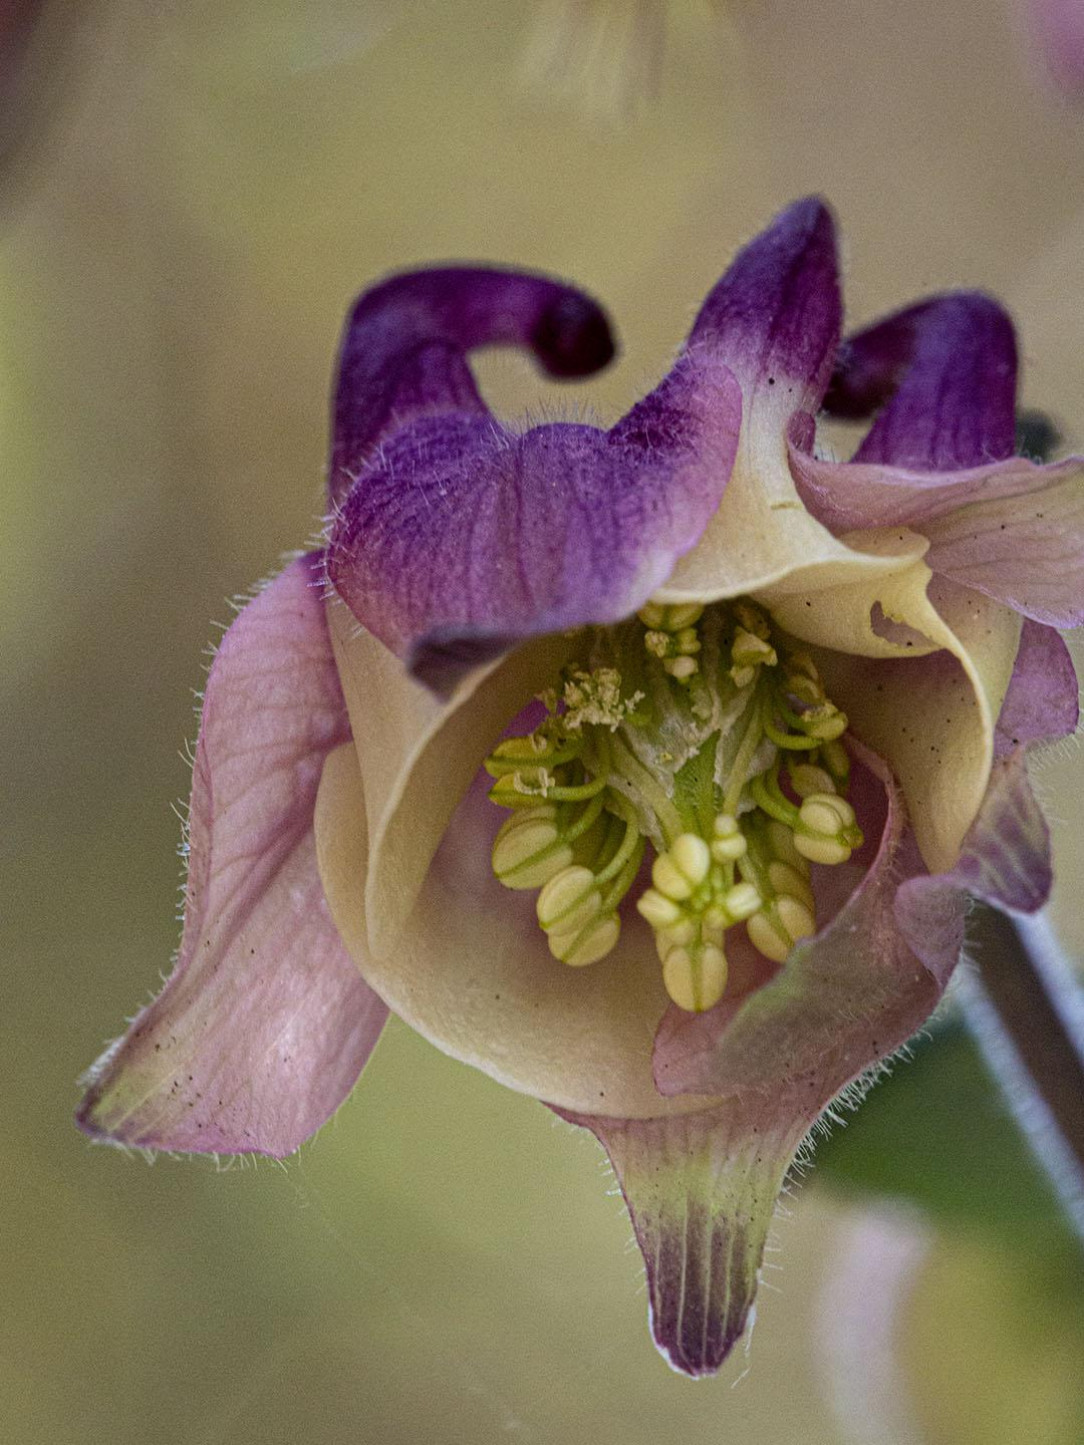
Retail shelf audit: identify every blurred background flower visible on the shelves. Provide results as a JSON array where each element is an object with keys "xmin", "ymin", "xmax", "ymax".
[{"xmin": 4, "ymin": 0, "xmax": 1084, "ymax": 1440}]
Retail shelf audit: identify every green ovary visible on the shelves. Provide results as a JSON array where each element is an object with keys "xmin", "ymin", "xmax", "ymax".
[{"xmin": 484, "ymin": 599, "xmax": 864, "ymax": 1013}]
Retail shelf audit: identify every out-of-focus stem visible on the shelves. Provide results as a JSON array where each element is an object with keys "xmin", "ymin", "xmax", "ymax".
[{"xmin": 957, "ymin": 907, "xmax": 1084, "ymax": 1243}]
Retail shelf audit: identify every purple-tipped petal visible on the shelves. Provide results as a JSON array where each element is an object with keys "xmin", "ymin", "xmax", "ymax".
[
  {"xmin": 996, "ymin": 620, "xmax": 1080, "ymax": 755},
  {"xmin": 825, "ymin": 293, "xmax": 1018, "ymax": 469},
  {"xmin": 77, "ymin": 555, "xmax": 388, "ymax": 1157},
  {"xmin": 654, "ymin": 743, "xmax": 940, "ymax": 1099},
  {"xmin": 329, "ymin": 268, "xmax": 615, "ymax": 508},
  {"xmin": 658, "ymin": 200, "xmax": 898, "ymax": 604},
  {"xmin": 554, "ymin": 1102, "xmax": 813, "ymax": 1377},
  {"xmin": 688, "ymin": 196, "xmax": 841, "ymax": 401},
  {"xmin": 328, "ymin": 350, "xmax": 742, "ymax": 695},
  {"xmin": 896, "ymin": 749, "xmax": 1053, "ymax": 985}
]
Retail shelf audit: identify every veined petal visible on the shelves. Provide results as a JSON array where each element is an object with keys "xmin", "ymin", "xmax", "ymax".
[
  {"xmin": 315, "ymin": 740, "xmax": 711, "ymax": 1119},
  {"xmin": 657, "ymin": 200, "xmax": 922, "ymax": 606},
  {"xmin": 328, "ymin": 351, "xmax": 743, "ymax": 696},
  {"xmin": 825, "ymin": 293, "xmax": 1018, "ymax": 469},
  {"xmin": 996, "ymin": 619, "xmax": 1079, "ymax": 755},
  {"xmin": 552, "ymin": 1103, "xmax": 813, "ymax": 1377},
  {"xmin": 896, "ymin": 748, "xmax": 1053, "ymax": 986},
  {"xmin": 790, "ymin": 435, "xmax": 1084, "ymax": 534},
  {"xmin": 920, "ymin": 473, "xmax": 1084, "ymax": 626},
  {"xmin": 655, "ymin": 742, "xmax": 940, "ymax": 1099},
  {"xmin": 329, "ymin": 267, "xmax": 615, "ymax": 508},
  {"xmin": 77, "ymin": 556, "xmax": 388, "ymax": 1157}
]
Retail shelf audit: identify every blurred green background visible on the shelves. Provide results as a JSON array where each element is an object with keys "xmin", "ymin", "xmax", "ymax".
[{"xmin": 5, "ymin": 1, "xmax": 1084, "ymax": 1440}]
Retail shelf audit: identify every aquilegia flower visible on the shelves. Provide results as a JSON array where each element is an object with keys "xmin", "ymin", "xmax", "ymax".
[{"xmin": 78, "ymin": 199, "xmax": 1083, "ymax": 1376}]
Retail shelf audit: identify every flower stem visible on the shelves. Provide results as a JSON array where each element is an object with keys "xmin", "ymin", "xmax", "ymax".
[{"xmin": 957, "ymin": 906, "xmax": 1084, "ymax": 1245}]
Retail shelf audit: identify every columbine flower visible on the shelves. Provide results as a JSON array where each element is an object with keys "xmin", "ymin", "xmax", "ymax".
[{"xmin": 77, "ymin": 199, "xmax": 1082, "ymax": 1376}]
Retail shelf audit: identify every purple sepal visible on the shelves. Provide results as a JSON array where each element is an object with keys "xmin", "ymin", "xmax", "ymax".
[
  {"xmin": 328, "ymin": 351, "xmax": 742, "ymax": 695},
  {"xmin": 896, "ymin": 749, "xmax": 1053, "ymax": 986},
  {"xmin": 328, "ymin": 200, "xmax": 850, "ymax": 696},
  {"xmin": 996, "ymin": 620, "xmax": 1080, "ymax": 755},
  {"xmin": 329, "ymin": 267, "xmax": 615, "ymax": 508},
  {"xmin": 823, "ymin": 293, "xmax": 1018, "ymax": 468},
  {"xmin": 552, "ymin": 1102, "xmax": 812, "ymax": 1377},
  {"xmin": 76, "ymin": 555, "xmax": 388, "ymax": 1157}
]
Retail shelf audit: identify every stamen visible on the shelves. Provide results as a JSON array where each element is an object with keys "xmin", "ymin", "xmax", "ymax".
[
  {"xmin": 663, "ymin": 942, "xmax": 728, "ymax": 1014},
  {"xmin": 485, "ymin": 594, "xmax": 867, "ymax": 1007},
  {"xmin": 638, "ymin": 600, "xmax": 705, "ymax": 682},
  {"xmin": 795, "ymin": 793, "xmax": 862, "ymax": 865}
]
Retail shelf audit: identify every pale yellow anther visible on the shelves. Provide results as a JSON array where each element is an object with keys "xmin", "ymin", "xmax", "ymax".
[
  {"xmin": 710, "ymin": 812, "xmax": 747, "ymax": 863},
  {"xmin": 662, "ymin": 942, "xmax": 728, "ymax": 1013},
  {"xmin": 724, "ymin": 881, "xmax": 762, "ymax": 921},
  {"xmin": 492, "ymin": 807, "xmax": 572, "ymax": 889},
  {"xmin": 637, "ymin": 601, "xmax": 667, "ymax": 629},
  {"xmin": 652, "ymin": 852, "xmax": 693, "ymax": 900},
  {"xmin": 820, "ymin": 738, "xmax": 850, "ymax": 782},
  {"xmin": 735, "ymin": 602, "xmax": 771, "ymax": 639},
  {"xmin": 786, "ymin": 674, "xmax": 824, "ymax": 706},
  {"xmin": 732, "ymin": 627, "xmax": 778, "ymax": 670},
  {"xmin": 655, "ymin": 919, "xmax": 696, "ymax": 956},
  {"xmin": 674, "ymin": 627, "xmax": 701, "ymax": 654},
  {"xmin": 766, "ymin": 818, "xmax": 811, "ymax": 874},
  {"xmin": 536, "ymin": 865, "xmax": 600, "ymax": 930},
  {"xmin": 638, "ymin": 600, "xmax": 703, "ymax": 633},
  {"xmin": 788, "ymin": 763, "xmax": 837, "ymax": 798},
  {"xmin": 643, "ymin": 629, "xmax": 670, "ymax": 659},
  {"xmin": 670, "ymin": 834, "xmax": 711, "ymax": 886},
  {"xmin": 701, "ymin": 910, "xmax": 727, "ymax": 945},
  {"xmin": 802, "ymin": 705, "xmax": 848, "ymax": 742},
  {"xmin": 776, "ymin": 895, "xmax": 817, "ymax": 945},
  {"xmin": 795, "ymin": 793, "xmax": 860, "ymax": 866},
  {"xmin": 636, "ymin": 888, "xmax": 684, "ymax": 930},
  {"xmin": 794, "ymin": 834, "xmax": 853, "ymax": 865},
  {"xmin": 746, "ymin": 893, "xmax": 816, "ymax": 964},
  {"xmin": 767, "ymin": 860, "xmax": 815, "ymax": 911},
  {"xmin": 745, "ymin": 911, "xmax": 791, "ymax": 964},
  {"xmin": 800, "ymin": 794, "xmax": 857, "ymax": 834},
  {"xmin": 666, "ymin": 603, "xmax": 704, "ymax": 631},
  {"xmin": 550, "ymin": 913, "xmax": 621, "ymax": 967},
  {"xmin": 664, "ymin": 655, "xmax": 699, "ymax": 681}
]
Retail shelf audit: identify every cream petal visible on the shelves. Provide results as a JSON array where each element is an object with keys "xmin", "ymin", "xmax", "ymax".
[
  {"xmin": 768, "ymin": 562, "xmax": 1020, "ymax": 872},
  {"xmin": 314, "ymin": 742, "xmax": 711, "ymax": 1118},
  {"xmin": 654, "ymin": 394, "xmax": 924, "ymax": 606},
  {"xmin": 327, "ymin": 593, "xmax": 577, "ymax": 957}
]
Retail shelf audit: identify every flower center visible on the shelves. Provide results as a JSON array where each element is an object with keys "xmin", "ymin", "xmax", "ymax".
[{"xmin": 483, "ymin": 599, "xmax": 863, "ymax": 1013}]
